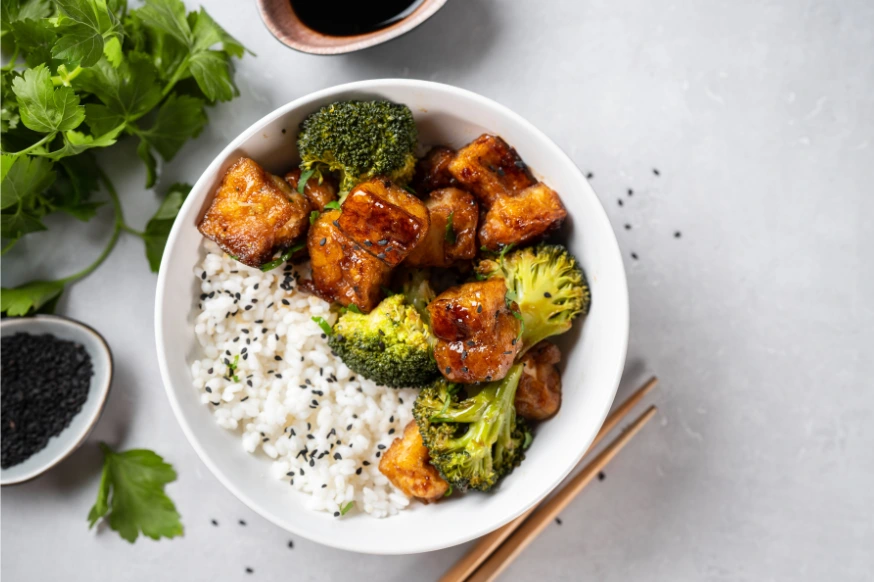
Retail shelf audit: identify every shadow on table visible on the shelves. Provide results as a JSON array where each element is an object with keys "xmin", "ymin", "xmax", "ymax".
[{"xmin": 341, "ymin": 0, "xmax": 498, "ymax": 80}]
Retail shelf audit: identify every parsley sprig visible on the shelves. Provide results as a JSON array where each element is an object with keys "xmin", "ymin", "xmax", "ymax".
[{"xmin": 1, "ymin": 0, "xmax": 247, "ymax": 316}]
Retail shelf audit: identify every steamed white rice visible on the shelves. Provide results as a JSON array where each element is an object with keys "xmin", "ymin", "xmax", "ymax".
[{"xmin": 190, "ymin": 240, "xmax": 417, "ymax": 518}]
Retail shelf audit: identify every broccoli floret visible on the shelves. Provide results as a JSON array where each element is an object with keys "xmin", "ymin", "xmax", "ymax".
[
  {"xmin": 399, "ymin": 268, "xmax": 436, "ymax": 324},
  {"xmin": 297, "ymin": 100, "xmax": 417, "ymax": 195},
  {"xmin": 476, "ymin": 244, "xmax": 590, "ymax": 354},
  {"xmin": 328, "ymin": 294, "xmax": 437, "ymax": 388},
  {"xmin": 413, "ymin": 364, "xmax": 531, "ymax": 492}
]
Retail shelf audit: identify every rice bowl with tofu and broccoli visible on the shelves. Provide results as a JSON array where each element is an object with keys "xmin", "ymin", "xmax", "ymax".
[{"xmin": 157, "ymin": 80, "xmax": 628, "ymax": 552}]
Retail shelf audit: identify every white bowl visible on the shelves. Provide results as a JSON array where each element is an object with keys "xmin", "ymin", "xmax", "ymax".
[
  {"xmin": 155, "ymin": 80, "xmax": 628, "ymax": 554},
  {"xmin": 1, "ymin": 315, "xmax": 113, "ymax": 486}
]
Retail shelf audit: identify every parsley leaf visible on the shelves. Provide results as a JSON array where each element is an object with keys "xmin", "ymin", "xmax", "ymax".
[
  {"xmin": 0, "ymin": 279, "xmax": 65, "ymax": 315},
  {"xmin": 75, "ymin": 54, "xmax": 163, "ymax": 121},
  {"xmin": 11, "ymin": 18, "xmax": 58, "ymax": 68},
  {"xmin": 11, "ymin": 64, "xmax": 85, "ymax": 133},
  {"xmin": 137, "ymin": 93, "xmax": 205, "ymax": 160},
  {"xmin": 136, "ymin": 137, "xmax": 158, "ymax": 187},
  {"xmin": 88, "ymin": 443, "xmax": 184, "ymax": 543},
  {"xmin": 323, "ymin": 200, "xmax": 341, "ymax": 211},
  {"xmin": 140, "ymin": 182, "xmax": 189, "ymax": 271},
  {"xmin": 37, "ymin": 125, "xmax": 124, "ymax": 160},
  {"xmin": 0, "ymin": 154, "xmax": 55, "ymax": 210},
  {"xmin": 52, "ymin": 0, "xmax": 122, "ymax": 67}
]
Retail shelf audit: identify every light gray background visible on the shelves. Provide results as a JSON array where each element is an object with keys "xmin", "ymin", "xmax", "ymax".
[{"xmin": 2, "ymin": 0, "xmax": 872, "ymax": 580}]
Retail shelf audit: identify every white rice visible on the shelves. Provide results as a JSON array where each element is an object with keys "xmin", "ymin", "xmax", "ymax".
[{"xmin": 189, "ymin": 240, "xmax": 417, "ymax": 518}]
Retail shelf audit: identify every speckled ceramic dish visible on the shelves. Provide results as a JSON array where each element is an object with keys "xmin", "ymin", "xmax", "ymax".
[{"xmin": 0, "ymin": 315, "xmax": 113, "ymax": 486}]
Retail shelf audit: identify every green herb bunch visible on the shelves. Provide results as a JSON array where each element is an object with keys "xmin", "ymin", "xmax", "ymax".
[{"xmin": 1, "ymin": 0, "xmax": 248, "ymax": 316}]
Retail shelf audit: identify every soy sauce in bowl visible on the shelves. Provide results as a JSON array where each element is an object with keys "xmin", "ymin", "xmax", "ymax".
[{"xmin": 290, "ymin": 0, "xmax": 424, "ymax": 36}]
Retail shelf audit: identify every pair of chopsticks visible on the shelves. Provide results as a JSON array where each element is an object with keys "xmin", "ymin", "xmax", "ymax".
[{"xmin": 440, "ymin": 376, "xmax": 659, "ymax": 582}]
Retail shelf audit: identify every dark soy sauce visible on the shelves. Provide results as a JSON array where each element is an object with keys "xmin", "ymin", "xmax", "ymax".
[{"xmin": 290, "ymin": 0, "xmax": 425, "ymax": 36}]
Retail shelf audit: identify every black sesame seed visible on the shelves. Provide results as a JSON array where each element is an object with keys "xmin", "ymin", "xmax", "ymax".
[
  {"xmin": 377, "ymin": 253, "xmax": 386, "ymax": 260},
  {"xmin": 477, "ymin": 304, "xmax": 482, "ymax": 313},
  {"xmin": 631, "ymin": 252, "xmax": 638, "ymax": 260},
  {"xmin": 363, "ymin": 461, "xmax": 370, "ymax": 466},
  {"xmin": 674, "ymin": 231, "xmax": 682, "ymax": 238},
  {"xmin": 334, "ymin": 512, "xmax": 340, "ymax": 517},
  {"xmin": 586, "ymin": 172, "xmax": 594, "ymax": 179},
  {"xmin": 653, "ymin": 168, "xmax": 660, "ymax": 176},
  {"xmin": 618, "ymin": 199, "xmax": 624, "ymax": 207},
  {"xmin": 205, "ymin": 386, "xmax": 212, "ymax": 393},
  {"xmin": 333, "ymin": 452, "xmax": 342, "ymax": 460},
  {"xmin": 598, "ymin": 471, "xmax": 606, "ymax": 481},
  {"xmin": 555, "ymin": 517, "xmax": 563, "ymax": 525},
  {"xmin": 282, "ymin": 299, "xmax": 290, "ymax": 305},
  {"xmin": 246, "ymin": 567, "xmax": 253, "ymax": 574},
  {"xmin": 320, "ymin": 237, "xmax": 327, "ymax": 246},
  {"xmin": 356, "ymin": 468, "xmax": 362, "ymax": 475},
  {"xmin": 211, "ymin": 519, "xmax": 218, "ymax": 526},
  {"xmin": 388, "ymin": 428, "xmax": 395, "ymax": 435},
  {"xmin": 377, "ymin": 239, "xmax": 388, "ymax": 246},
  {"xmin": 239, "ymin": 520, "xmax": 246, "ymax": 526},
  {"xmin": 288, "ymin": 540, "xmax": 294, "ymax": 548},
  {"xmin": 625, "ymin": 224, "xmax": 631, "ymax": 230},
  {"xmin": 377, "ymin": 444, "xmax": 386, "ymax": 450},
  {"xmin": 241, "ymin": 396, "xmax": 249, "ymax": 402},
  {"xmin": 275, "ymin": 355, "xmax": 282, "ymax": 361},
  {"xmin": 544, "ymin": 291, "xmax": 552, "ymax": 298},
  {"xmin": 201, "ymin": 271, "xmax": 207, "ymax": 280},
  {"xmin": 445, "ymin": 366, "xmax": 451, "ymax": 374}
]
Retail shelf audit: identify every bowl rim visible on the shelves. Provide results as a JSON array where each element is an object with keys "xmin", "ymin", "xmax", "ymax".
[
  {"xmin": 154, "ymin": 78, "xmax": 629, "ymax": 554},
  {"xmin": 0, "ymin": 314, "xmax": 114, "ymax": 486}
]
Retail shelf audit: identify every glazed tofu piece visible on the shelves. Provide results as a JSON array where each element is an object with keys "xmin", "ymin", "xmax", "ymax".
[
  {"xmin": 284, "ymin": 168, "xmax": 338, "ymax": 211},
  {"xmin": 447, "ymin": 134, "xmax": 536, "ymax": 208},
  {"xmin": 379, "ymin": 421, "xmax": 449, "ymax": 502},
  {"xmin": 428, "ymin": 279, "xmax": 521, "ymax": 383},
  {"xmin": 412, "ymin": 146, "xmax": 457, "ymax": 193},
  {"xmin": 478, "ymin": 183, "xmax": 567, "ymax": 251},
  {"xmin": 198, "ymin": 158, "xmax": 312, "ymax": 268},
  {"xmin": 308, "ymin": 210, "xmax": 391, "ymax": 312},
  {"xmin": 515, "ymin": 341, "xmax": 562, "ymax": 420},
  {"xmin": 338, "ymin": 178, "xmax": 430, "ymax": 267},
  {"xmin": 404, "ymin": 187, "xmax": 478, "ymax": 268}
]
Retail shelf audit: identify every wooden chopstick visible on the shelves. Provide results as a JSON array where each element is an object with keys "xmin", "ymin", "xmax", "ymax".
[
  {"xmin": 439, "ymin": 376, "xmax": 658, "ymax": 582},
  {"xmin": 467, "ymin": 405, "xmax": 658, "ymax": 582}
]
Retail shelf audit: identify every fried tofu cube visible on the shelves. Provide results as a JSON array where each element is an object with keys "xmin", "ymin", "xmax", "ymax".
[
  {"xmin": 412, "ymin": 146, "xmax": 457, "ymax": 193},
  {"xmin": 515, "ymin": 341, "xmax": 562, "ymax": 420},
  {"xmin": 478, "ymin": 183, "xmax": 567, "ymax": 251},
  {"xmin": 404, "ymin": 187, "xmax": 478, "ymax": 268},
  {"xmin": 198, "ymin": 158, "xmax": 312, "ymax": 268},
  {"xmin": 337, "ymin": 178, "xmax": 430, "ymax": 267},
  {"xmin": 379, "ymin": 421, "xmax": 449, "ymax": 502},
  {"xmin": 308, "ymin": 209, "xmax": 390, "ymax": 312},
  {"xmin": 284, "ymin": 168, "xmax": 339, "ymax": 211},
  {"xmin": 448, "ymin": 134, "xmax": 536, "ymax": 208},
  {"xmin": 428, "ymin": 279, "xmax": 521, "ymax": 383}
]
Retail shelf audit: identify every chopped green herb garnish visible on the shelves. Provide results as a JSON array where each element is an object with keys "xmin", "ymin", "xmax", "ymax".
[
  {"xmin": 380, "ymin": 286, "xmax": 397, "ymax": 297},
  {"xmin": 402, "ymin": 185, "xmax": 416, "ymax": 195},
  {"xmin": 444, "ymin": 211, "xmax": 456, "ymax": 244},
  {"xmin": 260, "ymin": 242, "xmax": 306, "ymax": 272},
  {"xmin": 339, "ymin": 501, "xmax": 354, "ymax": 516},
  {"xmin": 298, "ymin": 168, "xmax": 316, "ymax": 194},
  {"xmin": 323, "ymin": 200, "xmax": 341, "ymax": 210},
  {"xmin": 444, "ymin": 484, "xmax": 454, "ymax": 497},
  {"xmin": 312, "ymin": 316, "xmax": 333, "ymax": 336},
  {"xmin": 522, "ymin": 431, "xmax": 533, "ymax": 449},
  {"xmin": 347, "ymin": 304, "xmax": 362, "ymax": 314},
  {"xmin": 309, "ymin": 210, "xmax": 320, "ymax": 225},
  {"xmin": 232, "ymin": 375, "xmax": 240, "ymax": 383}
]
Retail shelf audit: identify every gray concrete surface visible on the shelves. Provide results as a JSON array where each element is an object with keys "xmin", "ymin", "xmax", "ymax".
[{"xmin": 2, "ymin": 0, "xmax": 873, "ymax": 580}]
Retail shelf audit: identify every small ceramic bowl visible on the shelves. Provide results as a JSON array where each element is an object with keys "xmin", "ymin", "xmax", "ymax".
[
  {"xmin": 256, "ymin": 0, "xmax": 447, "ymax": 55},
  {"xmin": 0, "ymin": 315, "xmax": 113, "ymax": 486}
]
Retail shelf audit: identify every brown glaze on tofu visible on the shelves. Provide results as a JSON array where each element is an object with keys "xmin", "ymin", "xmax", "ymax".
[
  {"xmin": 337, "ymin": 178, "xmax": 430, "ymax": 267},
  {"xmin": 307, "ymin": 209, "xmax": 390, "ymax": 312},
  {"xmin": 198, "ymin": 157, "xmax": 312, "ymax": 268},
  {"xmin": 284, "ymin": 168, "xmax": 338, "ymax": 211},
  {"xmin": 515, "ymin": 341, "xmax": 562, "ymax": 420},
  {"xmin": 379, "ymin": 421, "xmax": 449, "ymax": 503},
  {"xmin": 412, "ymin": 146, "xmax": 457, "ymax": 193},
  {"xmin": 428, "ymin": 279, "xmax": 521, "ymax": 383},
  {"xmin": 447, "ymin": 134, "xmax": 536, "ymax": 208},
  {"xmin": 404, "ymin": 187, "xmax": 478, "ymax": 268},
  {"xmin": 478, "ymin": 183, "xmax": 568, "ymax": 250}
]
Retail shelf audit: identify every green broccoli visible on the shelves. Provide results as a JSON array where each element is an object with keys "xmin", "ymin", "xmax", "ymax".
[
  {"xmin": 476, "ymin": 244, "xmax": 590, "ymax": 354},
  {"xmin": 328, "ymin": 294, "xmax": 437, "ymax": 388},
  {"xmin": 399, "ymin": 267, "xmax": 436, "ymax": 324},
  {"xmin": 297, "ymin": 100, "xmax": 418, "ymax": 195},
  {"xmin": 413, "ymin": 364, "xmax": 531, "ymax": 492}
]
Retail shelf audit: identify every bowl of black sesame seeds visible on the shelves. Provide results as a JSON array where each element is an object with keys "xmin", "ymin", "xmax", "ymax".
[{"xmin": 1, "ymin": 315, "xmax": 113, "ymax": 486}]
